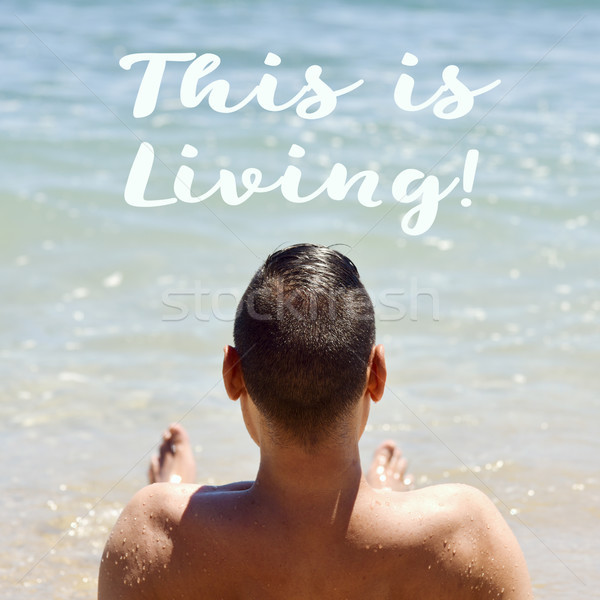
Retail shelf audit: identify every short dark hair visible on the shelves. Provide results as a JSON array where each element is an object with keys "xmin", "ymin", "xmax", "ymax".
[{"xmin": 233, "ymin": 243, "xmax": 375, "ymax": 447}]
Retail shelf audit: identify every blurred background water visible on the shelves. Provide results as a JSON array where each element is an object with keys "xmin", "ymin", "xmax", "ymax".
[{"xmin": 1, "ymin": 0, "xmax": 598, "ymax": 597}]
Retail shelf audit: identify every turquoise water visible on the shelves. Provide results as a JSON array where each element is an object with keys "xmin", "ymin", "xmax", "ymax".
[{"xmin": 1, "ymin": 1, "xmax": 599, "ymax": 597}]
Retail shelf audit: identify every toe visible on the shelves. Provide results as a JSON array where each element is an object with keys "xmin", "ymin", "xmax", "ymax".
[
  {"xmin": 373, "ymin": 440, "xmax": 395, "ymax": 464},
  {"xmin": 148, "ymin": 455, "xmax": 159, "ymax": 484},
  {"xmin": 168, "ymin": 423, "xmax": 188, "ymax": 440},
  {"xmin": 391, "ymin": 447, "xmax": 406, "ymax": 476}
]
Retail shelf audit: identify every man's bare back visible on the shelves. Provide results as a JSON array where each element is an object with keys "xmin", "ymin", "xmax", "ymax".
[
  {"xmin": 99, "ymin": 246, "xmax": 531, "ymax": 599},
  {"xmin": 99, "ymin": 425, "xmax": 531, "ymax": 600}
]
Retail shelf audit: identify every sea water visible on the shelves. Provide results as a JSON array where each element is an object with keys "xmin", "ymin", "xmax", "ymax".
[{"xmin": 1, "ymin": 0, "xmax": 598, "ymax": 597}]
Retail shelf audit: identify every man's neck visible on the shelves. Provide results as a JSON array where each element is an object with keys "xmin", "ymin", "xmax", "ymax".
[{"xmin": 250, "ymin": 437, "xmax": 366, "ymax": 526}]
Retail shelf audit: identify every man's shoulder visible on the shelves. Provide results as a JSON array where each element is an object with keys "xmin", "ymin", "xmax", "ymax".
[
  {"xmin": 117, "ymin": 482, "xmax": 197, "ymax": 534},
  {"xmin": 97, "ymin": 484, "xmax": 202, "ymax": 599},
  {"xmin": 100, "ymin": 481, "xmax": 223, "ymax": 559},
  {"xmin": 388, "ymin": 482, "xmax": 494, "ymax": 527},
  {"xmin": 98, "ymin": 482, "xmax": 255, "ymax": 599},
  {"xmin": 113, "ymin": 479, "xmax": 250, "ymax": 522},
  {"xmin": 398, "ymin": 482, "xmax": 514, "ymax": 550},
  {"xmin": 98, "ymin": 485, "xmax": 167, "ymax": 598},
  {"xmin": 388, "ymin": 483, "xmax": 532, "ymax": 598},
  {"xmin": 405, "ymin": 481, "xmax": 489, "ymax": 504}
]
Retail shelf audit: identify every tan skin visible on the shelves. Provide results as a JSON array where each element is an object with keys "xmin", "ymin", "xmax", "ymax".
[{"xmin": 98, "ymin": 345, "xmax": 532, "ymax": 599}]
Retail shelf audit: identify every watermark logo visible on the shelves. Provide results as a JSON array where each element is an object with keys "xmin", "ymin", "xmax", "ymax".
[{"xmin": 161, "ymin": 278, "xmax": 439, "ymax": 322}]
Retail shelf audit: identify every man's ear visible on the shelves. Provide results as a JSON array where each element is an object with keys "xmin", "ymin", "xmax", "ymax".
[
  {"xmin": 223, "ymin": 345, "xmax": 246, "ymax": 401},
  {"xmin": 366, "ymin": 344, "xmax": 387, "ymax": 403}
]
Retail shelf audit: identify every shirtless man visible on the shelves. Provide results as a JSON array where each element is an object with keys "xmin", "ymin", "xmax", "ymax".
[{"xmin": 98, "ymin": 243, "xmax": 532, "ymax": 599}]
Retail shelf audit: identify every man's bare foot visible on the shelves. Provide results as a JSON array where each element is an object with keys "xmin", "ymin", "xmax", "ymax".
[
  {"xmin": 366, "ymin": 440, "xmax": 414, "ymax": 491},
  {"xmin": 148, "ymin": 423, "xmax": 196, "ymax": 484}
]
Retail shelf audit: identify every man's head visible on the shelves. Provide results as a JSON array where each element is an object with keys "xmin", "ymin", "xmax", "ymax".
[{"xmin": 232, "ymin": 243, "xmax": 377, "ymax": 448}]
